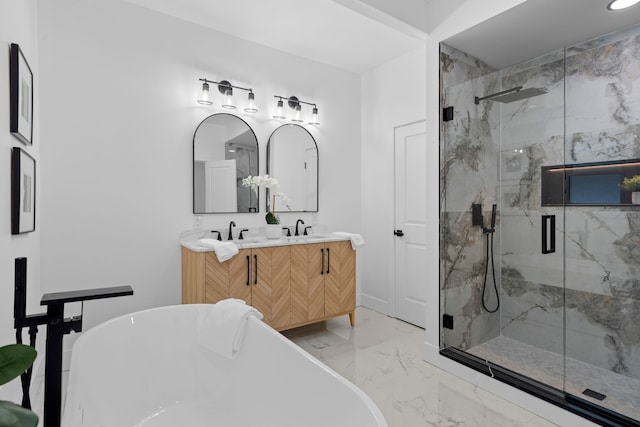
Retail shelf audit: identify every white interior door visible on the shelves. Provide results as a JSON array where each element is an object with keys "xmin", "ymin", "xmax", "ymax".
[
  {"xmin": 394, "ymin": 121, "xmax": 427, "ymax": 328},
  {"xmin": 205, "ymin": 159, "xmax": 237, "ymax": 212}
]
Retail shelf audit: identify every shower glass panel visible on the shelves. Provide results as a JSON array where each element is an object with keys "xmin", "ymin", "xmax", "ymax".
[
  {"xmin": 440, "ymin": 22, "xmax": 640, "ymax": 424},
  {"xmin": 440, "ymin": 46, "xmax": 567, "ymax": 391},
  {"xmin": 441, "ymin": 66, "xmax": 503, "ymax": 352},
  {"xmin": 562, "ymin": 26, "xmax": 640, "ymax": 420}
]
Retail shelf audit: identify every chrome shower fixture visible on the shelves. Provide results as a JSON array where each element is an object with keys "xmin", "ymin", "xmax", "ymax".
[{"xmin": 474, "ymin": 86, "xmax": 548, "ymax": 104}]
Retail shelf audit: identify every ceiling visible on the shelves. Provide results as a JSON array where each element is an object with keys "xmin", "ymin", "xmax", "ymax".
[
  {"xmin": 121, "ymin": 0, "xmax": 428, "ymax": 74},
  {"xmin": 443, "ymin": 0, "xmax": 640, "ymax": 69},
  {"xmin": 120, "ymin": 0, "xmax": 640, "ymax": 74}
]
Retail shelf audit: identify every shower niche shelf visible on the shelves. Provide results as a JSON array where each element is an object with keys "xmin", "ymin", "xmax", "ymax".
[{"xmin": 541, "ymin": 158, "xmax": 640, "ymax": 206}]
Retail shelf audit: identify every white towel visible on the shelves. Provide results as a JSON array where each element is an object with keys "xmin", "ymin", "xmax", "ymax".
[
  {"xmin": 198, "ymin": 239, "xmax": 239, "ymax": 262},
  {"xmin": 332, "ymin": 232, "xmax": 365, "ymax": 249},
  {"xmin": 196, "ymin": 299, "xmax": 263, "ymax": 359}
]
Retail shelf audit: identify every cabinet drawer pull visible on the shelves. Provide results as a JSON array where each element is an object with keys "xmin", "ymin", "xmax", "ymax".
[
  {"xmin": 326, "ymin": 248, "xmax": 330, "ymax": 274},
  {"xmin": 254, "ymin": 254, "xmax": 258, "ymax": 285},
  {"xmin": 246, "ymin": 255, "xmax": 250, "ymax": 286},
  {"xmin": 321, "ymin": 248, "xmax": 325, "ymax": 275}
]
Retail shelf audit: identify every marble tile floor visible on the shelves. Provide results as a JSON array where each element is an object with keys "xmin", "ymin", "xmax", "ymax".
[
  {"xmin": 467, "ymin": 336, "xmax": 640, "ymax": 423},
  {"xmin": 284, "ymin": 307, "xmax": 558, "ymax": 427}
]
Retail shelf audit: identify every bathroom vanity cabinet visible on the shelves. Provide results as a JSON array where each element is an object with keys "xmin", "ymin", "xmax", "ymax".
[
  {"xmin": 290, "ymin": 241, "xmax": 356, "ymax": 327},
  {"xmin": 181, "ymin": 239, "xmax": 356, "ymax": 331}
]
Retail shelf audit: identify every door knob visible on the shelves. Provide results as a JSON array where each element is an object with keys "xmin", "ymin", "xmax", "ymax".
[{"xmin": 394, "ymin": 229, "xmax": 404, "ymax": 236}]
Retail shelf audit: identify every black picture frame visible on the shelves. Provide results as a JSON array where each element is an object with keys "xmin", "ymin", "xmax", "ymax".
[
  {"xmin": 10, "ymin": 43, "xmax": 34, "ymax": 146},
  {"xmin": 11, "ymin": 147, "xmax": 36, "ymax": 234}
]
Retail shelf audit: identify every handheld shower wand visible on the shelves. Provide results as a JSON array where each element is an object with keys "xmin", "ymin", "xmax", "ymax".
[
  {"xmin": 475, "ymin": 203, "xmax": 499, "ymax": 313},
  {"xmin": 481, "ymin": 204, "xmax": 497, "ymax": 234}
]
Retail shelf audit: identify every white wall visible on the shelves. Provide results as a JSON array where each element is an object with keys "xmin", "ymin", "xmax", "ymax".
[
  {"xmin": 37, "ymin": 0, "xmax": 361, "ymax": 339},
  {"xmin": 358, "ymin": 0, "xmax": 530, "ymax": 359},
  {"xmin": 360, "ymin": 46, "xmax": 426, "ymax": 314},
  {"xmin": 0, "ymin": 0, "xmax": 42, "ymax": 403}
]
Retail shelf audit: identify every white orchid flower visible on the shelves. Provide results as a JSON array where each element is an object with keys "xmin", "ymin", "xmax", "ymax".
[{"xmin": 242, "ymin": 175, "xmax": 291, "ymax": 212}]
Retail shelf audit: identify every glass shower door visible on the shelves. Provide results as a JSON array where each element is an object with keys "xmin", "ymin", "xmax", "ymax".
[
  {"xmin": 493, "ymin": 48, "xmax": 568, "ymax": 392},
  {"xmin": 561, "ymin": 27, "xmax": 640, "ymax": 422},
  {"xmin": 440, "ymin": 67, "xmax": 502, "ymax": 354},
  {"xmin": 440, "ymin": 45, "xmax": 568, "ymax": 393}
]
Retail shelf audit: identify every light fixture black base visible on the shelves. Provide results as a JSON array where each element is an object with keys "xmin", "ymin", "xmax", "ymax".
[
  {"xmin": 440, "ymin": 347, "xmax": 640, "ymax": 427},
  {"xmin": 287, "ymin": 96, "xmax": 299, "ymax": 109},
  {"xmin": 218, "ymin": 80, "xmax": 232, "ymax": 94}
]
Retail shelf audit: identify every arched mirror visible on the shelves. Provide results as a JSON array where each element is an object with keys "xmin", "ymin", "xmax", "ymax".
[
  {"xmin": 267, "ymin": 124, "xmax": 318, "ymax": 212},
  {"xmin": 193, "ymin": 113, "xmax": 259, "ymax": 213}
]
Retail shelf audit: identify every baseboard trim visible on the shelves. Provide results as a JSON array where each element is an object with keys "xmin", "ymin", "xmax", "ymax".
[{"xmin": 359, "ymin": 294, "xmax": 390, "ymax": 315}]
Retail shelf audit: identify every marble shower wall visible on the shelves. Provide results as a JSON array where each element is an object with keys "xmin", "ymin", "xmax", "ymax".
[
  {"xmin": 441, "ymin": 24, "xmax": 640, "ymax": 381},
  {"xmin": 501, "ymin": 25, "xmax": 640, "ymax": 380},
  {"xmin": 440, "ymin": 44, "xmax": 500, "ymax": 350}
]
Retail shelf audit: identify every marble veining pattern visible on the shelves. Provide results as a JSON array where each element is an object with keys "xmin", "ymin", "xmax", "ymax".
[{"xmin": 286, "ymin": 308, "xmax": 557, "ymax": 427}]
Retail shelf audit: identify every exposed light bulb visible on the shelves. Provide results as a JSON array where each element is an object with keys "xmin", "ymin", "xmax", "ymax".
[
  {"xmin": 607, "ymin": 0, "xmax": 640, "ymax": 9},
  {"xmin": 244, "ymin": 92, "xmax": 258, "ymax": 113},
  {"xmin": 197, "ymin": 82, "xmax": 213, "ymax": 105},
  {"xmin": 222, "ymin": 89, "xmax": 236, "ymax": 109},
  {"xmin": 309, "ymin": 107, "xmax": 320, "ymax": 125},
  {"xmin": 292, "ymin": 104, "xmax": 303, "ymax": 122},
  {"xmin": 273, "ymin": 99, "xmax": 286, "ymax": 119}
]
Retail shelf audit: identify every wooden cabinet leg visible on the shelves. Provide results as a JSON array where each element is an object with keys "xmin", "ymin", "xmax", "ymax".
[{"xmin": 349, "ymin": 311, "xmax": 355, "ymax": 327}]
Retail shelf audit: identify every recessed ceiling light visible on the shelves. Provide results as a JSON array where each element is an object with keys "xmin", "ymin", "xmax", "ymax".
[{"xmin": 607, "ymin": 0, "xmax": 640, "ymax": 10}]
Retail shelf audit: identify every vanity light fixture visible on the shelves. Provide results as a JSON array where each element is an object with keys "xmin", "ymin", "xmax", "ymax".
[
  {"xmin": 197, "ymin": 78, "xmax": 258, "ymax": 113},
  {"xmin": 273, "ymin": 99, "xmax": 287, "ymax": 119},
  {"xmin": 245, "ymin": 92, "xmax": 258, "ymax": 113},
  {"xmin": 221, "ymin": 88, "xmax": 236, "ymax": 109},
  {"xmin": 292, "ymin": 105, "xmax": 303, "ymax": 122},
  {"xmin": 309, "ymin": 107, "xmax": 320, "ymax": 125},
  {"xmin": 197, "ymin": 81, "xmax": 213, "ymax": 105},
  {"xmin": 273, "ymin": 95, "xmax": 320, "ymax": 125},
  {"xmin": 607, "ymin": 0, "xmax": 640, "ymax": 9}
]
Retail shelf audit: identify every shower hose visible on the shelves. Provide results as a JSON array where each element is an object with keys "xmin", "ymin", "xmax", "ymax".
[{"xmin": 482, "ymin": 230, "xmax": 500, "ymax": 313}]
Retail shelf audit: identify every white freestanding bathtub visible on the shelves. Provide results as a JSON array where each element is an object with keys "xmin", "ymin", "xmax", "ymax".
[{"xmin": 62, "ymin": 304, "xmax": 387, "ymax": 427}]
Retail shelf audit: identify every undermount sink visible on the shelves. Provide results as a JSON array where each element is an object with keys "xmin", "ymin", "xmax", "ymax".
[
  {"xmin": 286, "ymin": 234, "xmax": 333, "ymax": 242},
  {"xmin": 235, "ymin": 237, "xmax": 267, "ymax": 244},
  {"xmin": 233, "ymin": 236, "xmax": 267, "ymax": 248}
]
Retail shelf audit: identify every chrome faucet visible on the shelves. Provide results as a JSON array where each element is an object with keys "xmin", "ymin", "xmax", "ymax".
[
  {"xmin": 228, "ymin": 221, "xmax": 236, "ymax": 240},
  {"xmin": 295, "ymin": 219, "xmax": 305, "ymax": 236}
]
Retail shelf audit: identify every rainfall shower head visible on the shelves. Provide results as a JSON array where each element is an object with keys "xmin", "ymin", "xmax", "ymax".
[{"xmin": 474, "ymin": 86, "xmax": 548, "ymax": 104}]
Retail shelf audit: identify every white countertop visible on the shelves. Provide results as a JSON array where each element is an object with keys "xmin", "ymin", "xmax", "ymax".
[{"xmin": 181, "ymin": 233, "xmax": 352, "ymax": 252}]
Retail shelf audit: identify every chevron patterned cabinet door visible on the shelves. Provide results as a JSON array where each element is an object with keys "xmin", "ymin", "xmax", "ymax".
[
  {"xmin": 324, "ymin": 240, "xmax": 356, "ymax": 319},
  {"xmin": 291, "ymin": 243, "xmax": 325, "ymax": 325}
]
